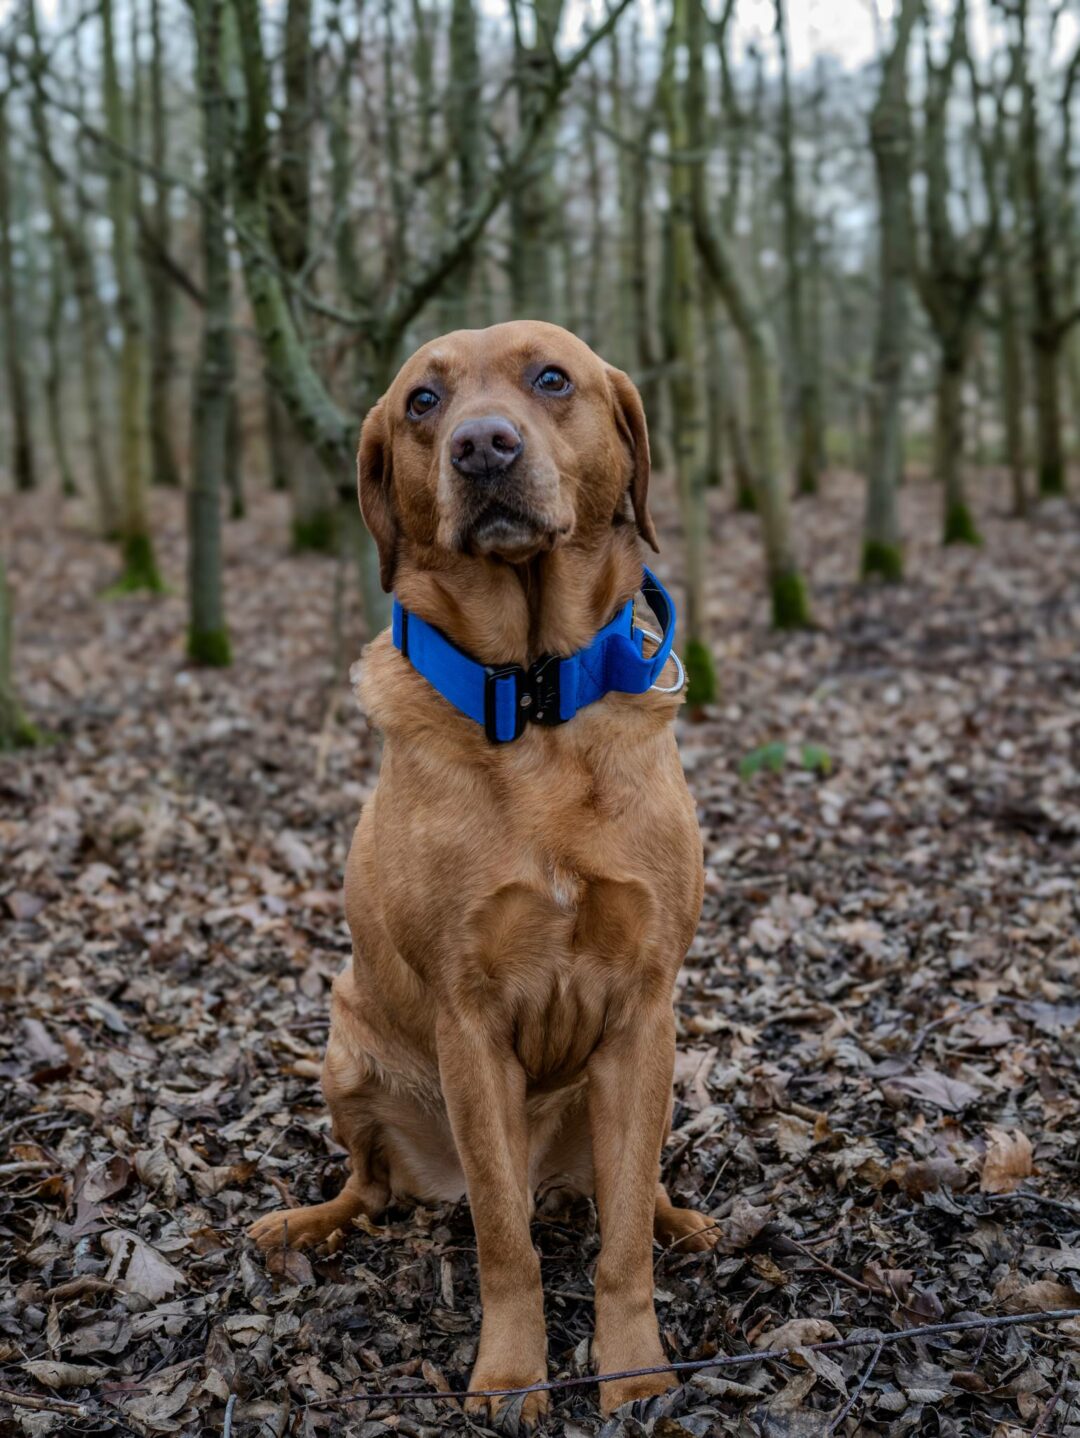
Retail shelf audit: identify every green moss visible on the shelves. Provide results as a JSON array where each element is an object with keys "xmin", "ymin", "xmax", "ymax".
[
  {"xmin": 187, "ymin": 627, "xmax": 233, "ymax": 667},
  {"xmin": 684, "ymin": 637, "xmax": 717, "ymax": 706},
  {"xmin": 771, "ymin": 570, "xmax": 813, "ymax": 630},
  {"xmin": 943, "ymin": 501, "xmax": 982, "ymax": 546},
  {"xmin": 0, "ymin": 711, "xmax": 43, "ymax": 751},
  {"xmin": 861, "ymin": 539, "xmax": 904, "ymax": 582},
  {"xmin": 291, "ymin": 509, "xmax": 337, "ymax": 554},
  {"xmin": 1038, "ymin": 461, "xmax": 1066, "ymax": 497},
  {"xmin": 105, "ymin": 532, "xmax": 165, "ymax": 595}
]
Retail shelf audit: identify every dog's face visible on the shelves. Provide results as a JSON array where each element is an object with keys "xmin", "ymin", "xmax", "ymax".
[{"xmin": 358, "ymin": 320, "xmax": 657, "ymax": 591}]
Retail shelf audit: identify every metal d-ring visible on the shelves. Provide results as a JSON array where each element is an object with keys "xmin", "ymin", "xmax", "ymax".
[{"xmin": 636, "ymin": 626, "xmax": 686, "ymax": 694}]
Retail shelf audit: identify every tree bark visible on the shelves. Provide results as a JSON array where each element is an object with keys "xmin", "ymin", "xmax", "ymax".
[
  {"xmin": 0, "ymin": 96, "xmax": 37, "ymax": 494},
  {"xmin": 775, "ymin": 0, "xmax": 823, "ymax": 496},
  {"xmin": 145, "ymin": 0, "xmax": 182, "ymax": 489},
  {"xmin": 862, "ymin": 0, "xmax": 920, "ymax": 581},
  {"xmin": 102, "ymin": 0, "xmax": 162, "ymax": 590},
  {"xmin": 44, "ymin": 242, "xmax": 76, "ymax": 498},
  {"xmin": 662, "ymin": 0, "xmax": 716, "ymax": 699},
  {"xmin": 690, "ymin": 0, "xmax": 810, "ymax": 629},
  {"xmin": 1017, "ymin": 0, "xmax": 1065, "ymax": 496},
  {"xmin": 26, "ymin": 0, "xmax": 118, "ymax": 533},
  {"xmin": 0, "ymin": 554, "xmax": 37, "ymax": 750},
  {"xmin": 187, "ymin": 0, "xmax": 232, "ymax": 664},
  {"xmin": 508, "ymin": 0, "xmax": 565, "ymax": 318}
]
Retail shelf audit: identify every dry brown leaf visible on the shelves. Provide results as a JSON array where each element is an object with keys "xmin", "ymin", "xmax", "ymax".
[
  {"xmin": 980, "ymin": 1127, "xmax": 1033, "ymax": 1194},
  {"xmin": 23, "ymin": 1360, "xmax": 106, "ymax": 1390},
  {"xmin": 754, "ymin": 1318, "xmax": 841, "ymax": 1354},
  {"xmin": 101, "ymin": 1230, "xmax": 186, "ymax": 1301}
]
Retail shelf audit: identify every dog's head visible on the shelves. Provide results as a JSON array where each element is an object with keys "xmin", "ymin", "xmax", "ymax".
[{"xmin": 358, "ymin": 320, "xmax": 657, "ymax": 591}]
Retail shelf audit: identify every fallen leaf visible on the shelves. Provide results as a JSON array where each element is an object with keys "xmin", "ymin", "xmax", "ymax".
[
  {"xmin": 754, "ymin": 1318, "xmax": 840, "ymax": 1353},
  {"xmin": 102, "ymin": 1230, "xmax": 186, "ymax": 1301},
  {"xmin": 23, "ymin": 1360, "xmax": 105, "ymax": 1390},
  {"xmin": 980, "ymin": 1127, "xmax": 1033, "ymax": 1194}
]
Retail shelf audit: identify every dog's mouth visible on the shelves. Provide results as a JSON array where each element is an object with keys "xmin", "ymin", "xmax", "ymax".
[{"xmin": 467, "ymin": 500, "xmax": 560, "ymax": 559}]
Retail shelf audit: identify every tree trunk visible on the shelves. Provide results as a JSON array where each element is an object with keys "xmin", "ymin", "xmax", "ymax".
[
  {"xmin": 27, "ymin": 0, "xmax": 118, "ymax": 533},
  {"xmin": 187, "ymin": 0, "xmax": 232, "ymax": 664},
  {"xmin": 145, "ymin": 0, "xmax": 182, "ymax": 489},
  {"xmin": 0, "ymin": 97, "xmax": 36, "ymax": 493},
  {"xmin": 935, "ymin": 354, "xmax": 980, "ymax": 545},
  {"xmin": 0, "ymin": 554, "xmax": 37, "ymax": 750},
  {"xmin": 662, "ymin": 0, "xmax": 716, "ymax": 700},
  {"xmin": 689, "ymin": 0, "xmax": 810, "ymax": 629},
  {"xmin": 997, "ymin": 254, "xmax": 1027, "ymax": 517},
  {"xmin": 102, "ymin": 0, "xmax": 162, "ymax": 590},
  {"xmin": 44, "ymin": 244, "xmax": 77, "ymax": 498},
  {"xmin": 508, "ymin": 0, "xmax": 565, "ymax": 317},
  {"xmin": 862, "ymin": 0, "xmax": 919, "ymax": 582},
  {"xmin": 775, "ymin": 0, "xmax": 822, "ymax": 496},
  {"xmin": 1018, "ymin": 4, "xmax": 1065, "ymax": 497}
]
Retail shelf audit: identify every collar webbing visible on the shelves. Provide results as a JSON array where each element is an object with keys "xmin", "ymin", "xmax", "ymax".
[{"xmin": 391, "ymin": 567, "xmax": 678, "ymax": 743}]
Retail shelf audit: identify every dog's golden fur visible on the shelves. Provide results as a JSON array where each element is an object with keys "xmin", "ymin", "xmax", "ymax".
[{"xmin": 249, "ymin": 321, "xmax": 713, "ymax": 1419}]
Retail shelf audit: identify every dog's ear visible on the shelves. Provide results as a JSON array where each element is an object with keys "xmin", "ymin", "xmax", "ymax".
[
  {"xmin": 607, "ymin": 365, "xmax": 659, "ymax": 553},
  {"xmin": 357, "ymin": 399, "xmax": 398, "ymax": 592}
]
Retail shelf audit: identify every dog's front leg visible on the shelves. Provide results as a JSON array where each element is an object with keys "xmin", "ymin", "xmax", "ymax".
[
  {"xmin": 437, "ymin": 1016, "xmax": 549, "ymax": 1426},
  {"xmin": 588, "ymin": 1002, "xmax": 678, "ymax": 1415}
]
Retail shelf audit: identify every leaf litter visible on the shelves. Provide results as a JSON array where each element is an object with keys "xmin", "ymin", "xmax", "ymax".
[{"xmin": 1, "ymin": 470, "xmax": 1079, "ymax": 1434}]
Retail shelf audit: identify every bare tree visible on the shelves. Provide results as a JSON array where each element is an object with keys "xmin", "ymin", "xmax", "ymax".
[
  {"xmin": 691, "ymin": 0, "xmax": 812, "ymax": 629},
  {"xmin": 861, "ymin": 0, "xmax": 920, "ymax": 581},
  {"xmin": 102, "ymin": 0, "xmax": 162, "ymax": 590},
  {"xmin": 0, "ymin": 88, "xmax": 36, "ymax": 493},
  {"xmin": 186, "ymin": 0, "xmax": 233, "ymax": 665}
]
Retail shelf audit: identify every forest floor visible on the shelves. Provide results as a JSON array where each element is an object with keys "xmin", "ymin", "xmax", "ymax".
[{"xmin": 2, "ymin": 468, "xmax": 1080, "ymax": 1438}]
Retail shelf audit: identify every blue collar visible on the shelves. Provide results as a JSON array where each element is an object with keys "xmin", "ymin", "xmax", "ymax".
[{"xmin": 391, "ymin": 567, "xmax": 679, "ymax": 743}]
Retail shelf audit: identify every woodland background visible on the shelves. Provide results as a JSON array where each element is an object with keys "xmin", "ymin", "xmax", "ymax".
[{"xmin": 1, "ymin": 0, "xmax": 1080, "ymax": 1434}]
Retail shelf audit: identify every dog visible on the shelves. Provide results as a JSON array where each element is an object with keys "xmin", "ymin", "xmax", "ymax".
[{"xmin": 249, "ymin": 321, "xmax": 715, "ymax": 1420}]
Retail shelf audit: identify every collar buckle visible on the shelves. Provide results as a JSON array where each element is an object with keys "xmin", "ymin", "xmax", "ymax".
[{"xmin": 483, "ymin": 655, "xmax": 564, "ymax": 743}]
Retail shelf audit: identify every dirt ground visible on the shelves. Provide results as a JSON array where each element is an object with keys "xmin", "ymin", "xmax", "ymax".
[{"xmin": 2, "ymin": 468, "xmax": 1079, "ymax": 1437}]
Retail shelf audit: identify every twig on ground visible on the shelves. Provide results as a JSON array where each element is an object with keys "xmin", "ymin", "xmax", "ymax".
[
  {"xmin": 223, "ymin": 1392, "xmax": 237, "ymax": 1438},
  {"xmin": 784, "ymin": 1236, "xmax": 876, "ymax": 1296},
  {"xmin": 0, "ymin": 1389, "xmax": 92, "ymax": 1417},
  {"xmin": 303, "ymin": 1306, "xmax": 1080, "ymax": 1409},
  {"xmin": 1029, "ymin": 1373, "xmax": 1068, "ymax": 1437},
  {"xmin": 826, "ymin": 1339, "xmax": 883, "ymax": 1435}
]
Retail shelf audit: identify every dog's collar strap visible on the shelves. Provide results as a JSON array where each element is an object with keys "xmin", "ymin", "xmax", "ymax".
[{"xmin": 391, "ymin": 567, "xmax": 678, "ymax": 744}]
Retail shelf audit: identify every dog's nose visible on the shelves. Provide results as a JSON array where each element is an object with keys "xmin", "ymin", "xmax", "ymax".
[{"xmin": 450, "ymin": 416, "xmax": 523, "ymax": 478}]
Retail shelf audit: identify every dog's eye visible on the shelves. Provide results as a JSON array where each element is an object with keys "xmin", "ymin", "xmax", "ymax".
[
  {"xmin": 407, "ymin": 388, "xmax": 440, "ymax": 419},
  {"xmin": 534, "ymin": 367, "xmax": 572, "ymax": 395}
]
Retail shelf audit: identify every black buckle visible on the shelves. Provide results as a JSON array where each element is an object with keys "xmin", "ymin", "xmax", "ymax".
[{"xmin": 483, "ymin": 655, "xmax": 564, "ymax": 743}]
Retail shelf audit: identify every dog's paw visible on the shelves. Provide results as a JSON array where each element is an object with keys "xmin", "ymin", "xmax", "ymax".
[
  {"xmin": 598, "ymin": 1370, "xmax": 678, "ymax": 1417},
  {"xmin": 654, "ymin": 1204, "xmax": 720, "ymax": 1253},
  {"xmin": 248, "ymin": 1207, "xmax": 331, "ymax": 1251},
  {"xmin": 464, "ymin": 1370, "xmax": 549, "ymax": 1431}
]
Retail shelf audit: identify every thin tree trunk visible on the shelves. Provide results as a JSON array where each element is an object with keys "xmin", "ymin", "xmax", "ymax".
[
  {"xmin": 0, "ymin": 97, "xmax": 36, "ymax": 493},
  {"xmin": 862, "ymin": 0, "xmax": 919, "ymax": 581},
  {"xmin": 102, "ymin": 0, "xmax": 162, "ymax": 590},
  {"xmin": 187, "ymin": 0, "xmax": 232, "ymax": 664},
  {"xmin": 145, "ymin": 0, "xmax": 182, "ymax": 489},
  {"xmin": 1018, "ymin": 1, "xmax": 1065, "ymax": 497},
  {"xmin": 775, "ymin": 0, "xmax": 821, "ymax": 496},
  {"xmin": 44, "ymin": 244, "xmax": 77, "ymax": 498},
  {"xmin": 998, "ymin": 254, "xmax": 1027, "ymax": 517},
  {"xmin": 508, "ymin": 0, "xmax": 565, "ymax": 317},
  {"xmin": 935, "ymin": 353, "xmax": 979, "ymax": 544},
  {"xmin": 27, "ymin": 0, "xmax": 118, "ymax": 533},
  {"xmin": 662, "ymin": 0, "xmax": 715, "ymax": 700},
  {"xmin": 689, "ymin": 0, "xmax": 810, "ymax": 629},
  {"xmin": 0, "ymin": 554, "xmax": 37, "ymax": 749}
]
